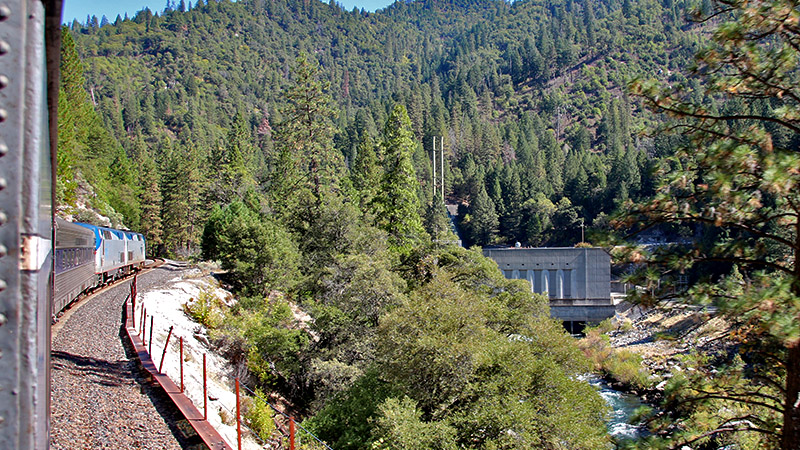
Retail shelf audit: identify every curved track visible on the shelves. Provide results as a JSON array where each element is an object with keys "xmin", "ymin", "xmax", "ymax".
[
  {"xmin": 52, "ymin": 259, "xmax": 164, "ymax": 340},
  {"xmin": 50, "ymin": 260, "xmax": 203, "ymax": 449}
]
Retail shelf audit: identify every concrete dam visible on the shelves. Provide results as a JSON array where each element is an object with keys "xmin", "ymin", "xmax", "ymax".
[{"xmin": 483, "ymin": 247, "xmax": 617, "ymax": 333}]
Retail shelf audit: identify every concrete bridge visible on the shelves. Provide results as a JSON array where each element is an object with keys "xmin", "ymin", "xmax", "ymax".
[{"xmin": 483, "ymin": 247, "xmax": 616, "ymax": 333}]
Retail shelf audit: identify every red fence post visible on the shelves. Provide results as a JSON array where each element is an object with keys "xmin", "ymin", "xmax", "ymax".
[
  {"xmin": 131, "ymin": 276, "xmax": 137, "ymax": 316},
  {"xmin": 158, "ymin": 326, "xmax": 174, "ymax": 373},
  {"xmin": 139, "ymin": 307, "xmax": 145, "ymax": 338},
  {"xmin": 148, "ymin": 316, "xmax": 154, "ymax": 355},
  {"xmin": 130, "ymin": 283, "xmax": 136, "ymax": 329},
  {"xmin": 179, "ymin": 337, "xmax": 184, "ymax": 392},
  {"xmin": 203, "ymin": 353, "xmax": 208, "ymax": 420},
  {"xmin": 290, "ymin": 417, "xmax": 296, "ymax": 450},
  {"xmin": 236, "ymin": 378, "xmax": 242, "ymax": 450}
]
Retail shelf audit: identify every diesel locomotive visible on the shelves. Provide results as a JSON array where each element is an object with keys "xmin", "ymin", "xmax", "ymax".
[{"xmin": 53, "ymin": 218, "xmax": 146, "ymax": 316}]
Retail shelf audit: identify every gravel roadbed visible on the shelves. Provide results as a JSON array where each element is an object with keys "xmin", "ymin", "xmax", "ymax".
[{"xmin": 51, "ymin": 261, "xmax": 205, "ymax": 449}]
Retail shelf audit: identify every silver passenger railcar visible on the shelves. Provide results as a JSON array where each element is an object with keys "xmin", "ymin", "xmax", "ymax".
[
  {"xmin": 125, "ymin": 230, "xmax": 146, "ymax": 269},
  {"xmin": 53, "ymin": 218, "xmax": 96, "ymax": 315}
]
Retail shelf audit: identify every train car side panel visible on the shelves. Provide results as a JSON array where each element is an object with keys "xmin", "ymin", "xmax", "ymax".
[
  {"xmin": 127, "ymin": 232, "xmax": 145, "ymax": 267},
  {"xmin": 53, "ymin": 219, "xmax": 96, "ymax": 314},
  {"xmin": 100, "ymin": 227, "xmax": 127, "ymax": 277},
  {"xmin": 74, "ymin": 222, "xmax": 140, "ymax": 279}
]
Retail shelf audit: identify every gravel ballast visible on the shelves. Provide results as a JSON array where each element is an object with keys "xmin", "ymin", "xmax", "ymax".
[{"xmin": 50, "ymin": 261, "xmax": 204, "ymax": 450}]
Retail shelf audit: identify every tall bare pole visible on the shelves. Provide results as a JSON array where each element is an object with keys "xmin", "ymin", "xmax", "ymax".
[
  {"xmin": 441, "ymin": 137, "xmax": 445, "ymax": 203},
  {"xmin": 432, "ymin": 136, "xmax": 437, "ymax": 198}
]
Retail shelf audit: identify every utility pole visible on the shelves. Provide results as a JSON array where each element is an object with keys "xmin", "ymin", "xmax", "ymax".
[
  {"xmin": 432, "ymin": 136, "xmax": 437, "ymax": 198},
  {"xmin": 440, "ymin": 136, "xmax": 445, "ymax": 204},
  {"xmin": 433, "ymin": 136, "xmax": 445, "ymax": 204},
  {"xmin": 580, "ymin": 217, "xmax": 585, "ymax": 244}
]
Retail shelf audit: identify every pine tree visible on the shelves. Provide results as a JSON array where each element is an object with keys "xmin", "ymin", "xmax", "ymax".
[
  {"xmin": 583, "ymin": 0, "xmax": 597, "ymax": 48},
  {"xmin": 499, "ymin": 163, "xmax": 523, "ymax": 242},
  {"xmin": 371, "ymin": 105, "xmax": 426, "ymax": 252},
  {"xmin": 350, "ymin": 134, "xmax": 380, "ymax": 210},
  {"xmin": 212, "ymin": 111, "xmax": 256, "ymax": 205},
  {"xmin": 468, "ymin": 184, "xmax": 499, "ymax": 246},
  {"xmin": 161, "ymin": 141, "xmax": 203, "ymax": 257},
  {"xmin": 136, "ymin": 143, "xmax": 163, "ymax": 252},
  {"xmin": 273, "ymin": 54, "xmax": 340, "ymax": 212},
  {"xmin": 628, "ymin": 0, "xmax": 800, "ymax": 447}
]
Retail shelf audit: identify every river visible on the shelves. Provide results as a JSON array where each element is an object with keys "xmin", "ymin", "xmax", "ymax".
[{"xmin": 587, "ymin": 376, "xmax": 647, "ymax": 441}]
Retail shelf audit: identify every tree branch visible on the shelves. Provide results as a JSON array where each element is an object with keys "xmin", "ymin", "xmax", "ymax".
[{"xmin": 680, "ymin": 392, "xmax": 784, "ymax": 414}]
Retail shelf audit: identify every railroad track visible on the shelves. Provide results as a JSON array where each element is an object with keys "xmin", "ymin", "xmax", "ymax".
[
  {"xmin": 49, "ymin": 259, "xmax": 201, "ymax": 450},
  {"xmin": 52, "ymin": 258, "xmax": 164, "ymax": 339}
]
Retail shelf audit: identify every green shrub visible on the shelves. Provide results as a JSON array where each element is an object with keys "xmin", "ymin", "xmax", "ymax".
[
  {"xmin": 579, "ymin": 330, "xmax": 651, "ymax": 390},
  {"xmin": 605, "ymin": 349, "xmax": 650, "ymax": 389},
  {"xmin": 244, "ymin": 389, "xmax": 277, "ymax": 442},
  {"xmin": 594, "ymin": 318, "xmax": 616, "ymax": 334},
  {"xmin": 182, "ymin": 286, "xmax": 223, "ymax": 329}
]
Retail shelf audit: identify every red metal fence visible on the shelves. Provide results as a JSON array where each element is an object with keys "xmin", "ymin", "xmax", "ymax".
[{"xmin": 125, "ymin": 278, "xmax": 332, "ymax": 450}]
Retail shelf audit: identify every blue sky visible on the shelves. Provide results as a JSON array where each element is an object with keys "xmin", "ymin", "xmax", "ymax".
[{"xmin": 62, "ymin": 0, "xmax": 395, "ymax": 24}]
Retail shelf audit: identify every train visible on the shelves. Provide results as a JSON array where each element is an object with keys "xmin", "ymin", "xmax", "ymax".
[{"xmin": 53, "ymin": 218, "xmax": 147, "ymax": 316}]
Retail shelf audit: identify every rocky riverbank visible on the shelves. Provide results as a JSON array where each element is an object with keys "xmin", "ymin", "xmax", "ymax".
[
  {"xmin": 609, "ymin": 302, "xmax": 734, "ymax": 373},
  {"xmin": 581, "ymin": 300, "xmax": 739, "ymax": 421}
]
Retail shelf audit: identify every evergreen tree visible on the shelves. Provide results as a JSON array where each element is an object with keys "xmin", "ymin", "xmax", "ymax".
[
  {"xmin": 203, "ymin": 201, "xmax": 300, "ymax": 296},
  {"xmin": 212, "ymin": 111, "xmax": 257, "ymax": 205},
  {"xmin": 136, "ymin": 143, "xmax": 163, "ymax": 252},
  {"xmin": 58, "ymin": 28, "xmax": 140, "ymax": 227},
  {"xmin": 350, "ymin": 134, "xmax": 380, "ymax": 210},
  {"xmin": 161, "ymin": 141, "xmax": 203, "ymax": 257},
  {"xmin": 498, "ymin": 163, "xmax": 523, "ymax": 242},
  {"xmin": 628, "ymin": 0, "xmax": 800, "ymax": 447},
  {"xmin": 467, "ymin": 184, "xmax": 499, "ymax": 246},
  {"xmin": 583, "ymin": 0, "xmax": 597, "ymax": 48},
  {"xmin": 371, "ymin": 105, "xmax": 426, "ymax": 252},
  {"xmin": 424, "ymin": 200, "xmax": 453, "ymax": 242},
  {"xmin": 273, "ymin": 54, "xmax": 340, "ymax": 212}
]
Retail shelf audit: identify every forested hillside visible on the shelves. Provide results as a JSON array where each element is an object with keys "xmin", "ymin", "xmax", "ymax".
[
  {"xmin": 62, "ymin": 0, "xmax": 700, "ymax": 251},
  {"xmin": 59, "ymin": 0, "xmax": 800, "ymax": 448}
]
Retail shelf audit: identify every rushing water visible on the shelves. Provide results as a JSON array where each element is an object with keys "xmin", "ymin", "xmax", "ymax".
[{"xmin": 586, "ymin": 376, "xmax": 647, "ymax": 441}]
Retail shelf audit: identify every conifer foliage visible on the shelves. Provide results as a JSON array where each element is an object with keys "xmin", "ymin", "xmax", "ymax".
[
  {"xmin": 272, "ymin": 54, "xmax": 340, "ymax": 212},
  {"xmin": 371, "ymin": 105, "xmax": 427, "ymax": 252},
  {"xmin": 626, "ymin": 0, "xmax": 800, "ymax": 447},
  {"xmin": 57, "ymin": 28, "xmax": 140, "ymax": 228}
]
